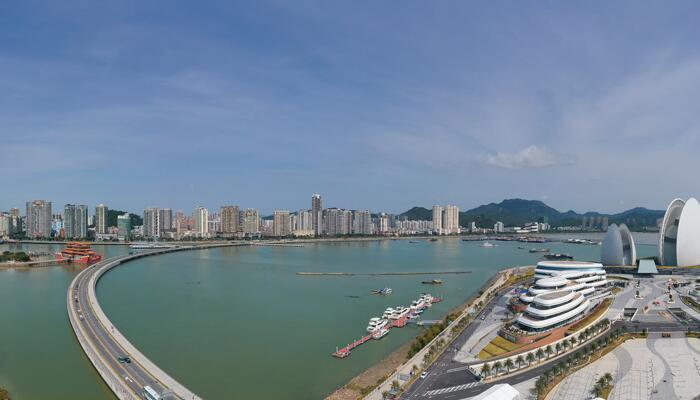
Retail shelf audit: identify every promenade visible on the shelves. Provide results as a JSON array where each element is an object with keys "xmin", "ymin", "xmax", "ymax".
[{"xmin": 67, "ymin": 243, "xmax": 242, "ymax": 400}]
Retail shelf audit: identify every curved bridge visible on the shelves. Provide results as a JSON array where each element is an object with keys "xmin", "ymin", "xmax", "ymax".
[{"xmin": 67, "ymin": 243, "xmax": 240, "ymax": 400}]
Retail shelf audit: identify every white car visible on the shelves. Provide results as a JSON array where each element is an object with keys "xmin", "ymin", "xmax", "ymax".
[{"xmin": 420, "ymin": 372, "xmax": 428, "ymax": 379}]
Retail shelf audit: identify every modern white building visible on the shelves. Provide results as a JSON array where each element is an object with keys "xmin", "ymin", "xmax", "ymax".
[
  {"xmin": 659, "ymin": 197, "xmax": 700, "ymax": 267},
  {"xmin": 515, "ymin": 261, "xmax": 608, "ymax": 332},
  {"xmin": 600, "ymin": 223, "xmax": 636, "ymax": 266},
  {"xmin": 95, "ymin": 204, "xmax": 109, "ymax": 235}
]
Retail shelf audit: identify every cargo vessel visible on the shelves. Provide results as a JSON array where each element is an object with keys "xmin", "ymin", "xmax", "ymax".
[{"xmin": 55, "ymin": 242, "xmax": 103, "ymax": 264}]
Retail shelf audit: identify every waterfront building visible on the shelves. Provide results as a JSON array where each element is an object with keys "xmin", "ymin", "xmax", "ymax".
[
  {"xmin": 506, "ymin": 261, "xmax": 608, "ymax": 338},
  {"xmin": 64, "ymin": 204, "xmax": 88, "ymax": 239},
  {"xmin": 117, "ymin": 214, "xmax": 132, "ymax": 240},
  {"xmin": 143, "ymin": 208, "xmax": 161, "ymax": 238},
  {"xmin": 442, "ymin": 205, "xmax": 459, "ymax": 234},
  {"xmin": 494, "ymin": 221, "xmax": 504, "ymax": 233},
  {"xmin": 378, "ymin": 213, "xmax": 390, "ymax": 234},
  {"xmin": 658, "ymin": 197, "xmax": 700, "ymax": 267},
  {"xmin": 297, "ymin": 210, "xmax": 312, "ymax": 231},
  {"xmin": 323, "ymin": 208, "xmax": 352, "ymax": 236},
  {"xmin": 242, "ymin": 208, "xmax": 260, "ymax": 235},
  {"xmin": 273, "ymin": 210, "xmax": 291, "ymax": 236},
  {"xmin": 312, "ymin": 194, "xmax": 323, "ymax": 236},
  {"xmin": 0, "ymin": 213, "xmax": 12, "ymax": 236},
  {"xmin": 95, "ymin": 204, "xmax": 108, "ymax": 235},
  {"xmin": 600, "ymin": 223, "xmax": 637, "ymax": 266},
  {"xmin": 220, "ymin": 205, "xmax": 240, "ymax": 233},
  {"xmin": 353, "ymin": 210, "xmax": 373, "ymax": 235},
  {"xmin": 432, "ymin": 205, "xmax": 443, "ymax": 234},
  {"xmin": 394, "ymin": 219, "xmax": 432, "ymax": 234},
  {"xmin": 26, "ymin": 200, "xmax": 52, "ymax": 238},
  {"xmin": 193, "ymin": 206, "xmax": 209, "ymax": 237}
]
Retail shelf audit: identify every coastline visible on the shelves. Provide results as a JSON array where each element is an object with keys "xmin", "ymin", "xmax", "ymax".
[{"xmin": 324, "ymin": 267, "xmax": 514, "ymax": 400}]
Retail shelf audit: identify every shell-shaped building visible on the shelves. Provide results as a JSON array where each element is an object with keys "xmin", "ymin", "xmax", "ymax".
[
  {"xmin": 659, "ymin": 197, "xmax": 700, "ymax": 267},
  {"xmin": 600, "ymin": 223, "xmax": 637, "ymax": 266}
]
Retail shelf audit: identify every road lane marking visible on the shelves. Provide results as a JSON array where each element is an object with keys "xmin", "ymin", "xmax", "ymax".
[{"xmin": 424, "ymin": 382, "xmax": 481, "ymax": 396}]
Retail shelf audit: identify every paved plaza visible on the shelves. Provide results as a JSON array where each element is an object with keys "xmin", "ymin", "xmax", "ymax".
[{"xmin": 549, "ymin": 337, "xmax": 700, "ymax": 400}]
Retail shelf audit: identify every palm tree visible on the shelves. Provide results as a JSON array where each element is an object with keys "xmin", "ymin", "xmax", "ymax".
[
  {"xmin": 516, "ymin": 355, "xmax": 525, "ymax": 369},
  {"xmin": 526, "ymin": 352, "xmax": 535, "ymax": 366},
  {"xmin": 504, "ymin": 358, "xmax": 514, "ymax": 373},
  {"xmin": 545, "ymin": 345, "xmax": 553, "ymax": 358},
  {"xmin": 480, "ymin": 363, "xmax": 491, "ymax": 378},
  {"xmin": 493, "ymin": 361, "xmax": 503, "ymax": 375},
  {"xmin": 555, "ymin": 342, "xmax": 562, "ymax": 355},
  {"xmin": 536, "ymin": 348, "xmax": 545, "ymax": 361},
  {"xmin": 603, "ymin": 372, "xmax": 613, "ymax": 384}
]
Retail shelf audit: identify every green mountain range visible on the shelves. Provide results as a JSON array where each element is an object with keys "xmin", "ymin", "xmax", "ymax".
[{"xmin": 400, "ymin": 199, "xmax": 664, "ymax": 230}]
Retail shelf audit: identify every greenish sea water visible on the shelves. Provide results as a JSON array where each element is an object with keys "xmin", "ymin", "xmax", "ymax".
[{"xmin": 0, "ymin": 234, "xmax": 657, "ymax": 399}]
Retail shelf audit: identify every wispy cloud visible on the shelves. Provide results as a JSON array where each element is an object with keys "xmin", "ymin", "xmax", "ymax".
[{"xmin": 480, "ymin": 146, "xmax": 564, "ymax": 169}]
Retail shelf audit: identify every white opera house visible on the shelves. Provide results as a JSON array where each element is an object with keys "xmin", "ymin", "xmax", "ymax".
[{"xmin": 659, "ymin": 198, "xmax": 700, "ymax": 267}]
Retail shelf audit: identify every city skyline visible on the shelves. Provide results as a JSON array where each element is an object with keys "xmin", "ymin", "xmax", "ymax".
[{"xmin": 3, "ymin": 2, "xmax": 700, "ymax": 213}]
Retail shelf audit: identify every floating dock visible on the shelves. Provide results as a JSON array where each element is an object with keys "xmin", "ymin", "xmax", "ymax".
[{"xmin": 332, "ymin": 297, "xmax": 442, "ymax": 358}]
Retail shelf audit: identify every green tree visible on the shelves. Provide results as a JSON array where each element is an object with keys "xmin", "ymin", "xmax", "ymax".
[
  {"xmin": 515, "ymin": 355, "xmax": 525, "ymax": 368},
  {"xmin": 480, "ymin": 363, "xmax": 491, "ymax": 378},
  {"xmin": 504, "ymin": 358, "xmax": 514, "ymax": 373},
  {"xmin": 526, "ymin": 352, "xmax": 535, "ymax": 365}
]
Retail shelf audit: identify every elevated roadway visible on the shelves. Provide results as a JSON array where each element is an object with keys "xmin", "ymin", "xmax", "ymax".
[{"xmin": 68, "ymin": 243, "xmax": 241, "ymax": 400}]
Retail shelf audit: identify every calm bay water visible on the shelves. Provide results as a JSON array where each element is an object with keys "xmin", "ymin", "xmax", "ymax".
[{"xmin": 0, "ymin": 233, "xmax": 657, "ymax": 399}]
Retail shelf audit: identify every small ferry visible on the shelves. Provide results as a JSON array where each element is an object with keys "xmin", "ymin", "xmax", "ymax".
[
  {"xmin": 387, "ymin": 307, "xmax": 411, "ymax": 320},
  {"xmin": 372, "ymin": 328, "xmax": 390, "ymax": 340},
  {"xmin": 382, "ymin": 307, "xmax": 395, "ymax": 319},
  {"xmin": 55, "ymin": 242, "xmax": 103, "ymax": 265},
  {"xmin": 371, "ymin": 287, "xmax": 393, "ymax": 295},
  {"xmin": 543, "ymin": 253, "xmax": 574, "ymax": 260},
  {"xmin": 480, "ymin": 242, "xmax": 495, "ymax": 248},
  {"xmin": 421, "ymin": 279, "xmax": 443, "ymax": 285},
  {"xmin": 529, "ymin": 248, "xmax": 550, "ymax": 253},
  {"xmin": 366, "ymin": 317, "xmax": 389, "ymax": 333}
]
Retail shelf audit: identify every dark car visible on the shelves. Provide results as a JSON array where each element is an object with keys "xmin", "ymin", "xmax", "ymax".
[{"xmin": 118, "ymin": 356, "xmax": 131, "ymax": 364}]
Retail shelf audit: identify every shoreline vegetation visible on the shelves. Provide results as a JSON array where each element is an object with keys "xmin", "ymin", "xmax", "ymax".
[{"xmin": 0, "ymin": 387, "xmax": 10, "ymax": 400}]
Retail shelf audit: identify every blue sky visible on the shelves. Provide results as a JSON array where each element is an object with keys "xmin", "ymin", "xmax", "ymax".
[{"xmin": 2, "ymin": 1, "xmax": 700, "ymax": 214}]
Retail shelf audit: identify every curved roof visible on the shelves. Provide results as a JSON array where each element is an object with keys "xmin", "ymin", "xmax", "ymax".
[
  {"xmin": 536, "ymin": 261, "xmax": 604, "ymax": 270},
  {"xmin": 677, "ymin": 197, "xmax": 700, "ymax": 267},
  {"xmin": 601, "ymin": 224, "xmax": 623, "ymax": 266},
  {"xmin": 619, "ymin": 224, "xmax": 637, "ymax": 266},
  {"xmin": 659, "ymin": 198, "xmax": 685, "ymax": 266},
  {"xmin": 516, "ymin": 299, "xmax": 590, "ymax": 329}
]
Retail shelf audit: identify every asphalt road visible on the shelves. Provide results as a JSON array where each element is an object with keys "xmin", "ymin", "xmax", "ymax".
[
  {"xmin": 70, "ymin": 258, "xmax": 178, "ymax": 400},
  {"xmin": 401, "ymin": 291, "xmax": 700, "ymax": 400}
]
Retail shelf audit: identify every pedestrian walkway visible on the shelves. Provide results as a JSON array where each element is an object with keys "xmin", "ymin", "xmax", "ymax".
[{"xmin": 423, "ymin": 382, "xmax": 481, "ymax": 396}]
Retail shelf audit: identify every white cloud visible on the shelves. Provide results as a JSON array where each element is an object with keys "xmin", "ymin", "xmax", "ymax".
[{"xmin": 480, "ymin": 145, "xmax": 562, "ymax": 169}]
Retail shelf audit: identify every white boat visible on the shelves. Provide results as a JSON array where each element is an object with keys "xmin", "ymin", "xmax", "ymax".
[
  {"xmin": 372, "ymin": 328, "xmax": 390, "ymax": 340},
  {"xmin": 382, "ymin": 307, "xmax": 395, "ymax": 319},
  {"xmin": 366, "ymin": 318, "xmax": 388, "ymax": 332},
  {"xmin": 480, "ymin": 242, "xmax": 495, "ymax": 248},
  {"xmin": 388, "ymin": 307, "xmax": 410, "ymax": 320}
]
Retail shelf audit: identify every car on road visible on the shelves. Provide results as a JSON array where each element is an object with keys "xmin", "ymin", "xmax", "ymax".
[
  {"xmin": 420, "ymin": 372, "xmax": 428, "ymax": 379},
  {"xmin": 480, "ymin": 314, "xmax": 486, "ymax": 320},
  {"xmin": 118, "ymin": 356, "xmax": 132, "ymax": 364}
]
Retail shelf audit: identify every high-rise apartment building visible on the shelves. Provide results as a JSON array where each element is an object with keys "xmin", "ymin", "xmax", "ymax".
[
  {"xmin": 25, "ymin": 200, "xmax": 52, "ymax": 238},
  {"xmin": 443, "ymin": 205, "xmax": 459, "ymax": 234},
  {"xmin": 64, "ymin": 204, "xmax": 88, "ymax": 239},
  {"xmin": 242, "ymin": 209, "xmax": 260, "ymax": 234},
  {"xmin": 432, "ymin": 205, "xmax": 444, "ymax": 234},
  {"xmin": 95, "ymin": 204, "xmax": 109, "ymax": 234},
  {"xmin": 159, "ymin": 208, "xmax": 173, "ymax": 232},
  {"xmin": 220, "ymin": 205, "xmax": 240, "ymax": 233},
  {"xmin": 353, "ymin": 210, "xmax": 373, "ymax": 235},
  {"xmin": 311, "ymin": 194, "xmax": 323, "ymax": 236},
  {"xmin": 117, "ymin": 213, "xmax": 132, "ymax": 240},
  {"xmin": 273, "ymin": 210, "xmax": 291, "ymax": 237},
  {"xmin": 143, "ymin": 208, "xmax": 161, "ymax": 238},
  {"xmin": 193, "ymin": 206, "xmax": 209, "ymax": 236},
  {"xmin": 378, "ymin": 213, "xmax": 390, "ymax": 233},
  {"xmin": 297, "ymin": 210, "xmax": 312, "ymax": 231}
]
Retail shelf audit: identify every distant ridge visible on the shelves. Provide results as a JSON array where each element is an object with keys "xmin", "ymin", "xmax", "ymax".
[{"xmin": 399, "ymin": 199, "xmax": 664, "ymax": 229}]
